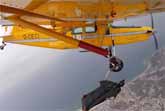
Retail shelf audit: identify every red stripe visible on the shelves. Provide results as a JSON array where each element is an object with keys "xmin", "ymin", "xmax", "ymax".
[{"xmin": 79, "ymin": 41, "xmax": 109, "ymax": 57}]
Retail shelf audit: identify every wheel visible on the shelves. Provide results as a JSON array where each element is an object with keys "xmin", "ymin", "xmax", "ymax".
[
  {"xmin": 0, "ymin": 42, "xmax": 6, "ymax": 50},
  {"xmin": 109, "ymin": 56, "xmax": 124, "ymax": 72},
  {"xmin": 0, "ymin": 46, "xmax": 4, "ymax": 50}
]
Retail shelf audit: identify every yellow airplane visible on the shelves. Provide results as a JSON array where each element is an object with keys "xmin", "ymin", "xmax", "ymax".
[{"xmin": 0, "ymin": 0, "xmax": 165, "ymax": 72}]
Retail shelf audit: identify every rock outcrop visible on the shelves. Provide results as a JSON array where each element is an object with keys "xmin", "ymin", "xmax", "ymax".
[{"xmin": 92, "ymin": 48, "xmax": 165, "ymax": 111}]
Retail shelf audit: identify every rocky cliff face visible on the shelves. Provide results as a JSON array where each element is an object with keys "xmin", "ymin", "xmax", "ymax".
[{"xmin": 92, "ymin": 48, "xmax": 165, "ymax": 111}]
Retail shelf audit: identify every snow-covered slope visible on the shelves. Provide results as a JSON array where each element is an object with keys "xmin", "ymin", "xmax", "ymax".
[{"xmin": 92, "ymin": 48, "xmax": 165, "ymax": 111}]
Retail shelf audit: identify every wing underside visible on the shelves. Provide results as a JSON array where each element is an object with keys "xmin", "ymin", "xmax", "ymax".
[{"xmin": 1, "ymin": 0, "xmax": 165, "ymax": 23}]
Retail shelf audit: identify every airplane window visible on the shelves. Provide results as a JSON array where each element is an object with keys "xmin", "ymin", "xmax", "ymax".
[
  {"xmin": 72, "ymin": 27, "xmax": 83, "ymax": 34},
  {"xmin": 72, "ymin": 26, "xmax": 96, "ymax": 35},
  {"xmin": 85, "ymin": 26, "xmax": 95, "ymax": 33}
]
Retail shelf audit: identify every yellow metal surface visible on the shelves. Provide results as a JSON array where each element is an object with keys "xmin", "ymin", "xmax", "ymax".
[
  {"xmin": 3, "ymin": 24, "xmax": 153, "ymax": 49},
  {"xmin": 1, "ymin": 0, "xmax": 165, "ymax": 24},
  {"xmin": 22, "ymin": 1, "xmax": 148, "ymax": 23},
  {"xmin": 110, "ymin": 26, "xmax": 153, "ymax": 34},
  {"xmin": 14, "ymin": 0, "xmax": 162, "ymax": 23},
  {"xmin": 7, "ymin": 16, "xmax": 80, "ymax": 46},
  {"xmin": 1, "ymin": 0, "xmax": 160, "ymax": 51},
  {"xmin": 25, "ymin": 0, "xmax": 49, "ymax": 10},
  {"xmin": 0, "ymin": 4, "xmax": 65, "ymax": 22},
  {"xmin": 4, "ymin": 32, "xmax": 152, "ymax": 49}
]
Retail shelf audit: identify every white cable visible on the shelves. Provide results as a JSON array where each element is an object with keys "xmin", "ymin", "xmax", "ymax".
[{"xmin": 104, "ymin": 70, "xmax": 111, "ymax": 80}]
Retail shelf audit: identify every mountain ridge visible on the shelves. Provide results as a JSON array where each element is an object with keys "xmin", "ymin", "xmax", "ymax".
[{"xmin": 92, "ymin": 48, "xmax": 165, "ymax": 111}]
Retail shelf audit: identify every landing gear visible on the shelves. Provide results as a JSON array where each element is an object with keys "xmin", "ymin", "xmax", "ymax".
[
  {"xmin": 109, "ymin": 56, "xmax": 124, "ymax": 72},
  {"xmin": 107, "ymin": 46, "xmax": 124, "ymax": 72},
  {"xmin": 105, "ymin": 23, "xmax": 124, "ymax": 72},
  {"xmin": 0, "ymin": 42, "xmax": 6, "ymax": 50}
]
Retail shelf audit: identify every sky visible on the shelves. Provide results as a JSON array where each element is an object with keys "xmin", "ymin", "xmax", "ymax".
[{"xmin": 0, "ymin": 13, "xmax": 165, "ymax": 111}]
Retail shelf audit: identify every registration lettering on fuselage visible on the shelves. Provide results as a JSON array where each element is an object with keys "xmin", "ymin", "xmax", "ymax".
[{"xmin": 23, "ymin": 33, "xmax": 40, "ymax": 40}]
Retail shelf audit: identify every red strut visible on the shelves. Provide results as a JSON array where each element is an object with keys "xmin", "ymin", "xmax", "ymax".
[{"xmin": 79, "ymin": 41, "xmax": 109, "ymax": 57}]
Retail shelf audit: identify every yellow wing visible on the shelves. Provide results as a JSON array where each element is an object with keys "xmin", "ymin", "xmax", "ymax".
[{"xmin": 1, "ymin": 0, "xmax": 165, "ymax": 24}]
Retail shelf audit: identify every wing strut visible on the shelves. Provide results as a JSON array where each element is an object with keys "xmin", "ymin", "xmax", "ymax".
[{"xmin": 150, "ymin": 13, "xmax": 159, "ymax": 50}]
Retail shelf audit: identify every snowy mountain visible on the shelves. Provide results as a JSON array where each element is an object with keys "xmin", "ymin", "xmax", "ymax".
[{"xmin": 92, "ymin": 48, "xmax": 165, "ymax": 111}]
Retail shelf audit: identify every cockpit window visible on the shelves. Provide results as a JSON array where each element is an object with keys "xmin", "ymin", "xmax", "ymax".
[
  {"xmin": 72, "ymin": 26, "xmax": 96, "ymax": 34},
  {"xmin": 72, "ymin": 27, "xmax": 83, "ymax": 34},
  {"xmin": 85, "ymin": 26, "xmax": 95, "ymax": 33}
]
